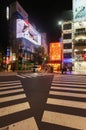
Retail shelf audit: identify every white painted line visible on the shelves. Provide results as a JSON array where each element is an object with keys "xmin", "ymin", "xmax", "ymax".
[
  {"xmin": 51, "ymin": 86, "xmax": 86, "ymax": 92},
  {"xmin": 0, "ymin": 83, "xmax": 21, "ymax": 87},
  {"xmin": 0, "ymin": 85, "xmax": 22, "ymax": 90},
  {"xmin": 17, "ymin": 75, "xmax": 26, "ymax": 78},
  {"xmin": 47, "ymin": 98, "xmax": 86, "ymax": 109},
  {"xmin": 7, "ymin": 117, "xmax": 39, "ymax": 130},
  {"xmin": 49, "ymin": 91, "xmax": 86, "ymax": 98},
  {"xmin": 26, "ymin": 75, "xmax": 32, "ymax": 78},
  {"xmin": 52, "ymin": 83, "xmax": 86, "ymax": 88},
  {"xmin": 0, "ymin": 80, "xmax": 20, "ymax": 84},
  {"xmin": 52, "ymin": 79, "xmax": 86, "ymax": 83},
  {"xmin": 52, "ymin": 81, "xmax": 86, "ymax": 85},
  {"xmin": 42, "ymin": 111, "xmax": 86, "ymax": 129},
  {"xmin": 0, "ymin": 102, "xmax": 30, "ymax": 116},
  {"xmin": 0, "ymin": 88, "xmax": 24, "ymax": 95},
  {"xmin": 0, "ymin": 94, "xmax": 26, "ymax": 103}
]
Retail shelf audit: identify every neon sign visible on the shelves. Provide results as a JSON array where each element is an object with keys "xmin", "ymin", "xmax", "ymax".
[{"xmin": 50, "ymin": 42, "xmax": 61, "ymax": 61}]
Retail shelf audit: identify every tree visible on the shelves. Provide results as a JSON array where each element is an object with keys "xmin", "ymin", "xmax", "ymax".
[{"xmin": 34, "ymin": 46, "xmax": 48, "ymax": 65}]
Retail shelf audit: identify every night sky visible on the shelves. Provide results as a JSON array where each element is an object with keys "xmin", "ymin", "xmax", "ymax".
[
  {"xmin": 0, "ymin": 0, "xmax": 72, "ymax": 43},
  {"xmin": 18, "ymin": 0, "xmax": 72, "ymax": 42}
]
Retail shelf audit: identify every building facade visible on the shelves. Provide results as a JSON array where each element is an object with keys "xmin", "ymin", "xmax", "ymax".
[
  {"xmin": 62, "ymin": 0, "xmax": 86, "ymax": 73},
  {"xmin": 5, "ymin": 1, "xmax": 48, "ymax": 71},
  {"xmin": 62, "ymin": 21, "xmax": 73, "ymax": 69},
  {"xmin": 73, "ymin": 0, "xmax": 86, "ymax": 72}
]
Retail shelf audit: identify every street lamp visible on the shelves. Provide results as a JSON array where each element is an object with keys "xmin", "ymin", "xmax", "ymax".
[
  {"xmin": 58, "ymin": 21, "xmax": 63, "ymax": 71},
  {"xmin": 58, "ymin": 21, "xmax": 62, "ymax": 26}
]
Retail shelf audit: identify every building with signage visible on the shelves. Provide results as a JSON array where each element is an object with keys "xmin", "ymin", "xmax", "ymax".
[
  {"xmin": 48, "ymin": 42, "xmax": 62, "ymax": 72},
  {"xmin": 72, "ymin": 0, "xmax": 86, "ymax": 72},
  {"xmin": 61, "ymin": 0, "xmax": 86, "ymax": 73},
  {"xmin": 6, "ymin": 1, "xmax": 44, "ymax": 70}
]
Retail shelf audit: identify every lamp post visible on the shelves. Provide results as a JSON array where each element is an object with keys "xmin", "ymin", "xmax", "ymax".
[{"xmin": 58, "ymin": 21, "xmax": 63, "ymax": 71}]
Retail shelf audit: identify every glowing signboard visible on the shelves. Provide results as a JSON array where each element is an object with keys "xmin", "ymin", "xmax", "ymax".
[
  {"xmin": 49, "ymin": 42, "xmax": 61, "ymax": 61},
  {"xmin": 16, "ymin": 18, "xmax": 41, "ymax": 45}
]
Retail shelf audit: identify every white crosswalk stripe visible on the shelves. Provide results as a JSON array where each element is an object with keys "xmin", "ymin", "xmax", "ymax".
[
  {"xmin": 47, "ymin": 98, "xmax": 86, "ymax": 109},
  {"xmin": 42, "ymin": 74, "xmax": 86, "ymax": 129},
  {"xmin": 0, "ymin": 94, "xmax": 26, "ymax": 103},
  {"xmin": 42, "ymin": 111, "xmax": 86, "ymax": 130},
  {"xmin": 1, "ymin": 117, "xmax": 39, "ymax": 130},
  {"xmin": 52, "ymin": 82, "xmax": 86, "ymax": 87},
  {"xmin": 0, "ymin": 80, "xmax": 30, "ymax": 116},
  {"xmin": 0, "ymin": 80, "xmax": 39, "ymax": 130},
  {"xmin": 0, "ymin": 102, "xmax": 30, "ymax": 116},
  {"xmin": 49, "ymin": 90, "xmax": 86, "ymax": 98},
  {"xmin": 17, "ymin": 72, "xmax": 53, "ymax": 78},
  {"xmin": 51, "ymin": 86, "xmax": 86, "ymax": 92}
]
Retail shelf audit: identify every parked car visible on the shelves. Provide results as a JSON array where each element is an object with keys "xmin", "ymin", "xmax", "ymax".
[{"xmin": 32, "ymin": 65, "xmax": 41, "ymax": 72}]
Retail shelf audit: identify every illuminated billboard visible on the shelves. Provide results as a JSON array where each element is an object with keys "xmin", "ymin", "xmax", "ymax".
[
  {"xmin": 16, "ymin": 18, "xmax": 41, "ymax": 45},
  {"xmin": 73, "ymin": 0, "xmax": 86, "ymax": 22},
  {"xmin": 49, "ymin": 42, "xmax": 61, "ymax": 61},
  {"xmin": 16, "ymin": 1, "xmax": 41, "ymax": 46},
  {"xmin": 10, "ymin": 1, "xmax": 41, "ymax": 46}
]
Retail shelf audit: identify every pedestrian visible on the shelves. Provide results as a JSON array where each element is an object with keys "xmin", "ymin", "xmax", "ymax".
[
  {"xmin": 62, "ymin": 65, "xmax": 67, "ymax": 74},
  {"xmin": 13, "ymin": 63, "xmax": 16, "ymax": 71}
]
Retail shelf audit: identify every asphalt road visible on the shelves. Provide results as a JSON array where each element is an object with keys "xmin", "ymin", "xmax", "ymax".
[
  {"xmin": 0, "ymin": 73, "xmax": 53, "ymax": 130},
  {"xmin": 0, "ymin": 73, "xmax": 86, "ymax": 130}
]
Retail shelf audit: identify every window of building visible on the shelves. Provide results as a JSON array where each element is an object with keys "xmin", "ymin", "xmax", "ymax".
[
  {"xmin": 63, "ymin": 23, "xmax": 72, "ymax": 30},
  {"xmin": 64, "ymin": 43, "xmax": 72, "ymax": 49},
  {"xmin": 74, "ymin": 39, "xmax": 86, "ymax": 46},
  {"xmin": 63, "ymin": 33, "xmax": 72, "ymax": 39},
  {"xmin": 76, "ymin": 28, "xmax": 85, "ymax": 33},
  {"xmin": 75, "ymin": 28, "xmax": 86, "ymax": 35},
  {"xmin": 64, "ymin": 53, "xmax": 72, "ymax": 58}
]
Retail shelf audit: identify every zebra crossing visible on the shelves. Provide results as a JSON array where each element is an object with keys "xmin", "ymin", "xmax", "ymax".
[
  {"xmin": 17, "ymin": 72, "xmax": 53, "ymax": 78},
  {"xmin": 0, "ymin": 80, "xmax": 38, "ymax": 130},
  {"xmin": 41, "ymin": 74, "xmax": 86, "ymax": 129}
]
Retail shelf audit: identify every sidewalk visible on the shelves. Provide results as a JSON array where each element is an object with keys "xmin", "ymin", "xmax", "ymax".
[
  {"xmin": 55, "ymin": 70, "xmax": 86, "ymax": 75},
  {"xmin": 71, "ymin": 71, "xmax": 86, "ymax": 75},
  {"xmin": 0, "ymin": 71, "xmax": 17, "ymax": 76},
  {"xmin": 0, "ymin": 70, "xmax": 86, "ymax": 76},
  {"xmin": 0, "ymin": 70, "xmax": 34, "ymax": 76}
]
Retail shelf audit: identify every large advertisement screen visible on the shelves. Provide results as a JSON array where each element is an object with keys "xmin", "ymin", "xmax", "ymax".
[
  {"xmin": 16, "ymin": 18, "xmax": 41, "ymax": 45},
  {"xmin": 73, "ymin": 0, "xmax": 86, "ymax": 22},
  {"xmin": 49, "ymin": 42, "xmax": 61, "ymax": 61}
]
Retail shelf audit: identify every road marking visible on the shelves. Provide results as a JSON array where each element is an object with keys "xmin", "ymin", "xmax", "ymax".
[
  {"xmin": 52, "ymin": 81, "xmax": 86, "ymax": 85},
  {"xmin": 0, "ymin": 82, "xmax": 21, "ymax": 87},
  {"xmin": 42, "ymin": 111, "xmax": 86, "ymax": 129},
  {"xmin": 47, "ymin": 98, "xmax": 86, "ymax": 109},
  {"xmin": 0, "ymin": 102, "xmax": 30, "ymax": 116},
  {"xmin": 0, "ymin": 88, "xmax": 24, "ymax": 95},
  {"xmin": 52, "ymin": 83, "xmax": 86, "ymax": 87},
  {"xmin": 0, "ymin": 85, "xmax": 22, "ymax": 90},
  {"xmin": 25, "ymin": 75, "xmax": 32, "ymax": 78},
  {"xmin": 16, "ymin": 75, "xmax": 26, "ymax": 78},
  {"xmin": 54, "ymin": 79, "xmax": 86, "ymax": 83},
  {"xmin": 0, "ymin": 80, "xmax": 21, "ymax": 84},
  {"xmin": 1, "ymin": 117, "xmax": 39, "ymax": 130},
  {"xmin": 16, "ymin": 73, "xmax": 53, "ymax": 78},
  {"xmin": 49, "ymin": 91, "xmax": 86, "ymax": 98},
  {"xmin": 51, "ymin": 86, "xmax": 86, "ymax": 92},
  {"xmin": 0, "ymin": 94, "xmax": 26, "ymax": 103}
]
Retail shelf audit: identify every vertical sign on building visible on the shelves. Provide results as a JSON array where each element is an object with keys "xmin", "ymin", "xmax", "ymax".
[{"xmin": 49, "ymin": 42, "xmax": 61, "ymax": 61}]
